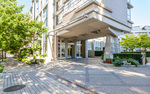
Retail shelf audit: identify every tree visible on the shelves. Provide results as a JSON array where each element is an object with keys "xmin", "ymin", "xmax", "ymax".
[
  {"xmin": 138, "ymin": 34, "xmax": 150, "ymax": 51},
  {"xmin": 120, "ymin": 34, "xmax": 139, "ymax": 52},
  {"xmin": 0, "ymin": 0, "xmax": 47, "ymax": 60}
]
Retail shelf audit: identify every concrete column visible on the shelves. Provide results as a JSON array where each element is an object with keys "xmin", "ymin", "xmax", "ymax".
[
  {"xmin": 73, "ymin": 40, "xmax": 77, "ymax": 58},
  {"xmin": 60, "ymin": 38, "xmax": 62, "ymax": 58},
  {"xmin": 81, "ymin": 40, "xmax": 85, "ymax": 58},
  {"xmin": 85, "ymin": 40, "xmax": 88, "ymax": 58},
  {"xmin": 81, "ymin": 40, "xmax": 88, "ymax": 58},
  {"xmin": 104, "ymin": 35, "xmax": 120, "ymax": 60},
  {"xmin": 65, "ymin": 39, "xmax": 68, "ymax": 58},
  {"xmin": 54, "ymin": 33, "xmax": 58, "ymax": 60},
  {"xmin": 92, "ymin": 40, "xmax": 95, "ymax": 57},
  {"xmin": 46, "ymin": 33, "xmax": 53, "ymax": 63}
]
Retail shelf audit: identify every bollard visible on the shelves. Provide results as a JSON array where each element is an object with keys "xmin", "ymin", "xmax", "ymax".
[{"xmin": 141, "ymin": 52, "xmax": 146, "ymax": 65}]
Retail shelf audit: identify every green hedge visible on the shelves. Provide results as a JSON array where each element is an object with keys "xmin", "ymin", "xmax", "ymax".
[
  {"xmin": 95, "ymin": 51, "xmax": 104, "ymax": 56},
  {"xmin": 121, "ymin": 51, "xmax": 150, "ymax": 57},
  {"xmin": 113, "ymin": 53, "xmax": 143, "ymax": 64}
]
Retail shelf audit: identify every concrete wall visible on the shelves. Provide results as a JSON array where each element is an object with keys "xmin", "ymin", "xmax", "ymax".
[{"xmin": 105, "ymin": 0, "xmax": 128, "ymax": 24}]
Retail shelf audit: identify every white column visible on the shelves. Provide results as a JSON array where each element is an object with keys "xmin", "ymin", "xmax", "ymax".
[
  {"xmin": 104, "ymin": 35, "xmax": 120, "ymax": 60},
  {"xmin": 45, "ymin": 33, "xmax": 53, "ymax": 63},
  {"xmin": 85, "ymin": 40, "xmax": 88, "ymax": 58},
  {"xmin": 74, "ymin": 40, "xmax": 77, "ymax": 58},
  {"xmin": 54, "ymin": 34, "xmax": 58, "ymax": 60},
  {"xmin": 92, "ymin": 40, "xmax": 95, "ymax": 57},
  {"xmin": 65, "ymin": 39, "xmax": 68, "ymax": 58},
  {"xmin": 60, "ymin": 38, "xmax": 62, "ymax": 58}
]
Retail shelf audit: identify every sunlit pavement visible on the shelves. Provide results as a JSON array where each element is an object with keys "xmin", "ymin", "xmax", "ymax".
[
  {"xmin": 1, "ymin": 57, "xmax": 150, "ymax": 94},
  {"xmin": 43, "ymin": 58, "xmax": 150, "ymax": 94},
  {"xmin": 0, "ymin": 58, "xmax": 83, "ymax": 94}
]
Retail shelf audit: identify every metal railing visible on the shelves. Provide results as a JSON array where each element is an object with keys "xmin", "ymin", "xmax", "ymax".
[{"xmin": 63, "ymin": 0, "xmax": 103, "ymax": 15}]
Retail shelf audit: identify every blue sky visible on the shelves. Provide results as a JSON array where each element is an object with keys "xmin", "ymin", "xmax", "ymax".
[{"xmin": 16, "ymin": 0, "xmax": 150, "ymax": 26}]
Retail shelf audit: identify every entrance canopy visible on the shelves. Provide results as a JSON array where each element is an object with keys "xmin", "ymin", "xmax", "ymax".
[{"xmin": 56, "ymin": 18, "xmax": 125, "ymax": 40}]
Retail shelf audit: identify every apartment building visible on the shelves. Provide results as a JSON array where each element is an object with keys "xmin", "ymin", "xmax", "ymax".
[
  {"xmin": 30, "ymin": 0, "xmax": 133, "ymax": 61},
  {"xmin": 29, "ymin": 0, "xmax": 54, "ymax": 56}
]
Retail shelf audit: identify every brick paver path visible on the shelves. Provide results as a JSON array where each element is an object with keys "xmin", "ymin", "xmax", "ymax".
[{"xmin": 0, "ymin": 57, "xmax": 83, "ymax": 94}]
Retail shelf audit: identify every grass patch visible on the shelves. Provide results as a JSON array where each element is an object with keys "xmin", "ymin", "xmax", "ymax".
[{"xmin": 0, "ymin": 65, "xmax": 5, "ymax": 73}]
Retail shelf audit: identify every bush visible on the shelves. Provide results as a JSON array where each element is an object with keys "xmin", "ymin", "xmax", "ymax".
[
  {"xmin": 121, "ymin": 51, "xmax": 150, "ymax": 57},
  {"xmin": 95, "ymin": 51, "xmax": 104, "ymax": 56},
  {"xmin": 39, "ymin": 59, "xmax": 46, "ymax": 63},
  {"xmin": 26, "ymin": 61, "xmax": 32, "ymax": 65},
  {"xmin": 145, "ymin": 52, "xmax": 150, "ymax": 57},
  {"xmin": 145, "ymin": 58, "xmax": 148, "ymax": 64},
  {"xmin": 0, "ymin": 65, "xmax": 5, "ymax": 73},
  {"xmin": 113, "ymin": 53, "xmax": 142, "ymax": 64},
  {"xmin": 101, "ymin": 53, "xmax": 104, "ymax": 60},
  {"xmin": 113, "ymin": 56, "xmax": 121, "ymax": 61},
  {"xmin": 40, "ymin": 54, "xmax": 47, "ymax": 58},
  {"xmin": 113, "ymin": 60, "xmax": 122, "ymax": 67},
  {"xmin": 105, "ymin": 58, "xmax": 113, "ymax": 64},
  {"xmin": 18, "ymin": 48, "xmax": 32, "ymax": 61},
  {"xmin": 127, "ymin": 58, "xmax": 140, "ymax": 67}
]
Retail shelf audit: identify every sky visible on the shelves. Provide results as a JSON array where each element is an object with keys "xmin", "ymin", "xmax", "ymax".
[{"xmin": 16, "ymin": 0, "xmax": 150, "ymax": 26}]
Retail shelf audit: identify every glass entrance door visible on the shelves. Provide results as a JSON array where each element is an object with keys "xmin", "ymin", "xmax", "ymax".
[{"xmin": 68, "ymin": 42, "xmax": 74, "ymax": 58}]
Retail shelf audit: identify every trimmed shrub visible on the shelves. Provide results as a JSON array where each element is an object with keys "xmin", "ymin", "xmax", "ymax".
[
  {"xmin": 145, "ymin": 52, "xmax": 150, "ymax": 57},
  {"xmin": 121, "ymin": 51, "xmax": 150, "ymax": 57},
  {"xmin": 127, "ymin": 58, "xmax": 140, "ymax": 67},
  {"xmin": 113, "ymin": 60, "xmax": 122, "ymax": 67},
  {"xmin": 113, "ymin": 53, "xmax": 142, "ymax": 64},
  {"xmin": 95, "ymin": 51, "xmax": 104, "ymax": 56}
]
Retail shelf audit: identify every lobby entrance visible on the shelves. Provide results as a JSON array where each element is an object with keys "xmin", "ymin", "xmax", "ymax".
[{"xmin": 58, "ymin": 38, "xmax": 82, "ymax": 59}]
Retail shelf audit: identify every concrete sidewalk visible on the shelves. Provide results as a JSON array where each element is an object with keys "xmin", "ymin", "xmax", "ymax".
[{"xmin": 43, "ymin": 58, "xmax": 150, "ymax": 94}]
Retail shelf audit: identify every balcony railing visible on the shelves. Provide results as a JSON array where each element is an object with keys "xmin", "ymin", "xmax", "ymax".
[
  {"xmin": 63, "ymin": 0, "xmax": 104, "ymax": 15},
  {"xmin": 127, "ymin": 0, "xmax": 131, "ymax": 3}
]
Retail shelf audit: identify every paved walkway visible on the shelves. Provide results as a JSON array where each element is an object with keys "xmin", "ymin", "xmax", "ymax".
[
  {"xmin": 0, "ymin": 58, "xmax": 83, "ymax": 94},
  {"xmin": 1, "ymin": 57, "xmax": 150, "ymax": 94},
  {"xmin": 40, "ymin": 58, "xmax": 150, "ymax": 94}
]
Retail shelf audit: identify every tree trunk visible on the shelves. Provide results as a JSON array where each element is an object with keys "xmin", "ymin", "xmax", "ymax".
[
  {"xmin": 131, "ymin": 49, "xmax": 134, "ymax": 52},
  {"xmin": 2, "ymin": 50, "xmax": 3, "ymax": 62},
  {"xmin": 5, "ymin": 51, "xmax": 6, "ymax": 59},
  {"xmin": 145, "ymin": 48, "xmax": 147, "ymax": 51}
]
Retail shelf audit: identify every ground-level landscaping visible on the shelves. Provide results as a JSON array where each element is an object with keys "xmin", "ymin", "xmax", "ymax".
[{"xmin": 0, "ymin": 65, "xmax": 5, "ymax": 73}]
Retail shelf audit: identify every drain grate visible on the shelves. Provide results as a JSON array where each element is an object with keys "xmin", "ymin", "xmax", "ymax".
[{"xmin": 3, "ymin": 85, "xmax": 26, "ymax": 92}]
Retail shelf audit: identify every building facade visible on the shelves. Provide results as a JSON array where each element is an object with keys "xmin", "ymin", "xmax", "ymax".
[{"xmin": 30, "ymin": 0, "xmax": 133, "ymax": 61}]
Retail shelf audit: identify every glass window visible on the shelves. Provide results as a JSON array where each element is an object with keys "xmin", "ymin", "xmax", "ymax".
[
  {"xmin": 88, "ymin": 41, "xmax": 92, "ymax": 50},
  {"xmin": 127, "ymin": 7, "xmax": 131, "ymax": 20},
  {"xmin": 94, "ymin": 41, "xmax": 101, "ymax": 51},
  {"xmin": 41, "ymin": 1, "xmax": 42, "ymax": 9},
  {"xmin": 56, "ymin": 13, "xmax": 62, "ymax": 25},
  {"xmin": 45, "ymin": 18, "xmax": 48, "ymax": 27},
  {"xmin": 45, "ymin": 7, "xmax": 48, "ymax": 18},
  {"xmin": 56, "ymin": 0, "xmax": 63, "ymax": 11}
]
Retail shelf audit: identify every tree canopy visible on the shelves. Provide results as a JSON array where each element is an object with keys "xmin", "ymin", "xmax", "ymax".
[
  {"xmin": 0, "ymin": 0, "xmax": 47, "ymax": 57},
  {"xmin": 120, "ymin": 34, "xmax": 150, "ymax": 51}
]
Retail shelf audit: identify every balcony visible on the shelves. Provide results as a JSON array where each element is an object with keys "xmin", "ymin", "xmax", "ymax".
[
  {"xmin": 55, "ymin": 0, "xmax": 131, "ymax": 40},
  {"xmin": 63, "ymin": 0, "xmax": 105, "ymax": 16},
  {"xmin": 127, "ymin": 0, "xmax": 133, "ymax": 9}
]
